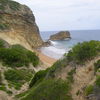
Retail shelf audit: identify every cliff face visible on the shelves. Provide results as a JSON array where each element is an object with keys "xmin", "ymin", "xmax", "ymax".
[{"xmin": 0, "ymin": 0, "xmax": 43, "ymax": 49}]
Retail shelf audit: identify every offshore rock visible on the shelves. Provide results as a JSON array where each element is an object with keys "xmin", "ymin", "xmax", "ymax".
[{"xmin": 50, "ymin": 31, "xmax": 71, "ymax": 40}]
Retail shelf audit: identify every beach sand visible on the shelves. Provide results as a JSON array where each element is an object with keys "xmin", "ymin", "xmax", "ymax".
[{"xmin": 38, "ymin": 52, "xmax": 57, "ymax": 67}]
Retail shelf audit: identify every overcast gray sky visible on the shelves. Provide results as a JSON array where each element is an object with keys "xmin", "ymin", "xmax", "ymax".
[{"xmin": 14, "ymin": 0, "xmax": 100, "ymax": 31}]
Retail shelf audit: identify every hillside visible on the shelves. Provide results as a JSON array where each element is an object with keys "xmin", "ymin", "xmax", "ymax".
[
  {"xmin": 17, "ymin": 40, "xmax": 100, "ymax": 100},
  {"xmin": 0, "ymin": 39, "xmax": 48, "ymax": 100},
  {"xmin": 0, "ymin": 0, "xmax": 43, "ymax": 50},
  {"xmin": 0, "ymin": 40, "xmax": 99, "ymax": 100}
]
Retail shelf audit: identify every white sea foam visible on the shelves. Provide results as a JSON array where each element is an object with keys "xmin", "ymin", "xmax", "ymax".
[
  {"xmin": 41, "ymin": 46, "xmax": 69, "ymax": 59},
  {"xmin": 49, "ymin": 40, "xmax": 58, "ymax": 46}
]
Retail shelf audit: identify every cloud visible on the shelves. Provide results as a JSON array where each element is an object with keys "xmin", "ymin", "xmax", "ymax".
[{"xmin": 14, "ymin": 0, "xmax": 100, "ymax": 31}]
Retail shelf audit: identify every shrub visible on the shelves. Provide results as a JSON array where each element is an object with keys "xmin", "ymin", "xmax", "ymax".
[
  {"xmin": 27, "ymin": 51, "xmax": 39, "ymax": 67},
  {"xmin": 0, "ymin": 83, "xmax": 13, "ymax": 95},
  {"xmin": 0, "ymin": 48, "xmax": 29, "ymax": 67},
  {"xmin": 95, "ymin": 76, "xmax": 100, "ymax": 87},
  {"xmin": 85, "ymin": 85, "xmax": 94, "ymax": 96},
  {"xmin": 0, "ymin": 39, "xmax": 5, "ymax": 48},
  {"xmin": 4, "ymin": 69, "xmax": 33, "ymax": 82},
  {"xmin": 47, "ymin": 58, "xmax": 68, "ymax": 78},
  {"xmin": 94, "ymin": 60, "xmax": 100, "ymax": 72},
  {"xmin": 0, "ymin": 44, "xmax": 39, "ymax": 67},
  {"xmin": 67, "ymin": 68, "xmax": 76, "ymax": 83},
  {"xmin": 0, "ymin": 84, "xmax": 7, "ymax": 91},
  {"xmin": 29, "ymin": 69, "xmax": 49, "ymax": 88},
  {"xmin": 67, "ymin": 41, "xmax": 100, "ymax": 64},
  {"xmin": 0, "ymin": 24, "xmax": 9, "ymax": 30},
  {"xmin": 4, "ymin": 69, "xmax": 23, "ymax": 82},
  {"xmin": 0, "ymin": 71, "xmax": 2, "ymax": 85},
  {"xmin": 21, "ymin": 79, "xmax": 72, "ymax": 100},
  {"xmin": 4, "ymin": 69, "xmax": 33, "ymax": 90},
  {"xmin": 15, "ymin": 91, "xmax": 29, "ymax": 99},
  {"xmin": 11, "ymin": 44, "xmax": 39, "ymax": 67},
  {"xmin": 11, "ymin": 44, "xmax": 26, "ymax": 50}
]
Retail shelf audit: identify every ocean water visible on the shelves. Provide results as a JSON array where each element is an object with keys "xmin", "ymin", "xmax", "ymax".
[{"xmin": 40, "ymin": 30, "xmax": 100, "ymax": 59}]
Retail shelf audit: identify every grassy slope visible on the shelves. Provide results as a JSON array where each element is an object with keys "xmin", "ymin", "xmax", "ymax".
[
  {"xmin": 19, "ymin": 40, "xmax": 100, "ymax": 100},
  {"xmin": 0, "ymin": 39, "xmax": 40, "ymax": 99}
]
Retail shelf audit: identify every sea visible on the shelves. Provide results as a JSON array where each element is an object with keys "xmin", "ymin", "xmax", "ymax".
[{"xmin": 40, "ymin": 30, "xmax": 100, "ymax": 59}]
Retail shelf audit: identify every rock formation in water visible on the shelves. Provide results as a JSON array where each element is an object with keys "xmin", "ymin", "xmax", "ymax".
[
  {"xmin": 0, "ymin": 0, "xmax": 43, "ymax": 49},
  {"xmin": 50, "ymin": 31, "xmax": 71, "ymax": 40}
]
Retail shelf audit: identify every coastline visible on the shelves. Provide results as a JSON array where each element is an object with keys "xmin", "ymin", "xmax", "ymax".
[
  {"xmin": 38, "ymin": 52, "xmax": 57, "ymax": 66},
  {"xmin": 36, "ymin": 49, "xmax": 57, "ymax": 66}
]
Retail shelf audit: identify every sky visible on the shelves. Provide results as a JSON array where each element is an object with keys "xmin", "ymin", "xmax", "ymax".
[{"xmin": 14, "ymin": 0, "xmax": 100, "ymax": 31}]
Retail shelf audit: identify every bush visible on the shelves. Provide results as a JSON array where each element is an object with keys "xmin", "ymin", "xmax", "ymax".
[
  {"xmin": 21, "ymin": 79, "xmax": 72, "ymax": 100},
  {"xmin": 94, "ymin": 60, "xmax": 100, "ymax": 72},
  {"xmin": 0, "ymin": 44, "xmax": 39, "ymax": 67},
  {"xmin": 27, "ymin": 51, "xmax": 39, "ymax": 67},
  {"xmin": 0, "ymin": 84, "xmax": 7, "ymax": 91},
  {"xmin": 0, "ymin": 24, "xmax": 9, "ymax": 30},
  {"xmin": 46, "ymin": 58, "xmax": 68, "ymax": 78},
  {"xmin": 85, "ymin": 85, "xmax": 94, "ymax": 96},
  {"xmin": 4, "ymin": 69, "xmax": 23, "ymax": 82},
  {"xmin": 67, "ymin": 68, "xmax": 76, "ymax": 83},
  {"xmin": 67, "ymin": 41, "xmax": 100, "ymax": 64},
  {"xmin": 95, "ymin": 76, "xmax": 100, "ymax": 87},
  {"xmin": 0, "ymin": 39, "xmax": 5, "ymax": 48},
  {"xmin": 4, "ymin": 69, "xmax": 33, "ymax": 82},
  {"xmin": 11, "ymin": 44, "xmax": 26, "ymax": 50},
  {"xmin": 0, "ymin": 83, "xmax": 13, "ymax": 95},
  {"xmin": 4, "ymin": 69, "xmax": 33, "ymax": 90},
  {"xmin": 0, "ymin": 48, "xmax": 29, "ymax": 67},
  {"xmin": 0, "ymin": 71, "xmax": 2, "ymax": 85},
  {"xmin": 29, "ymin": 69, "xmax": 49, "ymax": 88}
]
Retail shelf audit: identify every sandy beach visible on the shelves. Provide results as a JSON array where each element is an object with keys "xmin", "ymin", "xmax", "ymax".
[{"xmin": 38, "ymin": 52, "xmax": 57, "ymax": 67}]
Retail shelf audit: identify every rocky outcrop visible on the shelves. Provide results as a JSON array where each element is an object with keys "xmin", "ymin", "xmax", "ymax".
[
  {"xmin": 0, "ymin": 0, "xmax": 43, "ymax": 49},
  {"xmin": 50, "ymin": 31, "xmax": 71, "ymax": 41}
]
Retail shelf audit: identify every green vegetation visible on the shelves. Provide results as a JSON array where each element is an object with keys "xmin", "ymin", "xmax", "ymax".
[
  {"xmin": 85, "ymin": 85, "xmax": 94, "ymax": 96},
  {"xmin": 0, "ymin": 48, "xmax": 29, "ymax": 67},
  {"xmin": 0, "ymin": 39, "xmax": 5, "ymax": 48},
  {"xmin": 11, "ymin": 44, "xmax": 26, "ymax": 50},
  {"xmin": 16, "ymin": 40, "xmax": 100, "ymax": 100},
  {"xmin": 67, "ymin": 68, "xmax": 76, "ymax": 83},
  {"xmin": 67, "ymin": 40, "xmax": 100, "ymax": 64},
  {"xmin": 8, "ymin": 0, "xmax": 20, "ymax": 10},
  {"xmin": 21, "ymin": 79, "xmax": 72, "ymax": 100},
  {"xmin": 0, "ymin": 44, "xmax": 39, "ymax": 67},
  {"xmin": 47, "ymin": 58, "xmax": 68, "ymax": 78},
  {"xmin": 0, "ymin": 0, "xmax": 20, "ymax": 11},
  {"xmin": 0, "ymin": 83, "xmax": 12, "ymax": 95},
  {"xmin": 76, "ymin": 90, "xmax": 81, "ymax": 96},
  {"xmin": 0, "ymin": 71, "xmax": 2, "ymax": 85},
  {"xmin": 94, "ymin": 60, "xmax": 100, "ymax": 72},
  {"xmin": 27, "ymin": 51, "xmax": 39, "ymax": 67},
  {"xmin": 15, "ymin": 91, "xmax": 29, "ymax": 99},
  {"xmin": 0, "ymin": 24, "xmax": 9, "ymax": 30},
  {"xmin": 95, "ymin": 76, "xmax": 100, "ymax": 87},
  {"xmin": 29, "ymin": 69, "xmax": 49, "ymax": 88},
  {"xmin": 0, "ymin": 84, "xmax": 7, "ymax": 91},
  {"xmin": 0, "ymin": 15, "xmax": 3, "ymax": 20},
  {"xmin": 4, "ymin": 69, "xmax": 33, "ymax": 90},
  {"xmin": 29, "ymin": 58, "xmax": 68, "ymax": 88}
]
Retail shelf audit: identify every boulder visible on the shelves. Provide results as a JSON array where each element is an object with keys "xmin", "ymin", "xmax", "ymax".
[{"xmin": 49, "ymin": 31, "xmax": 71, "ymax": 40}]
